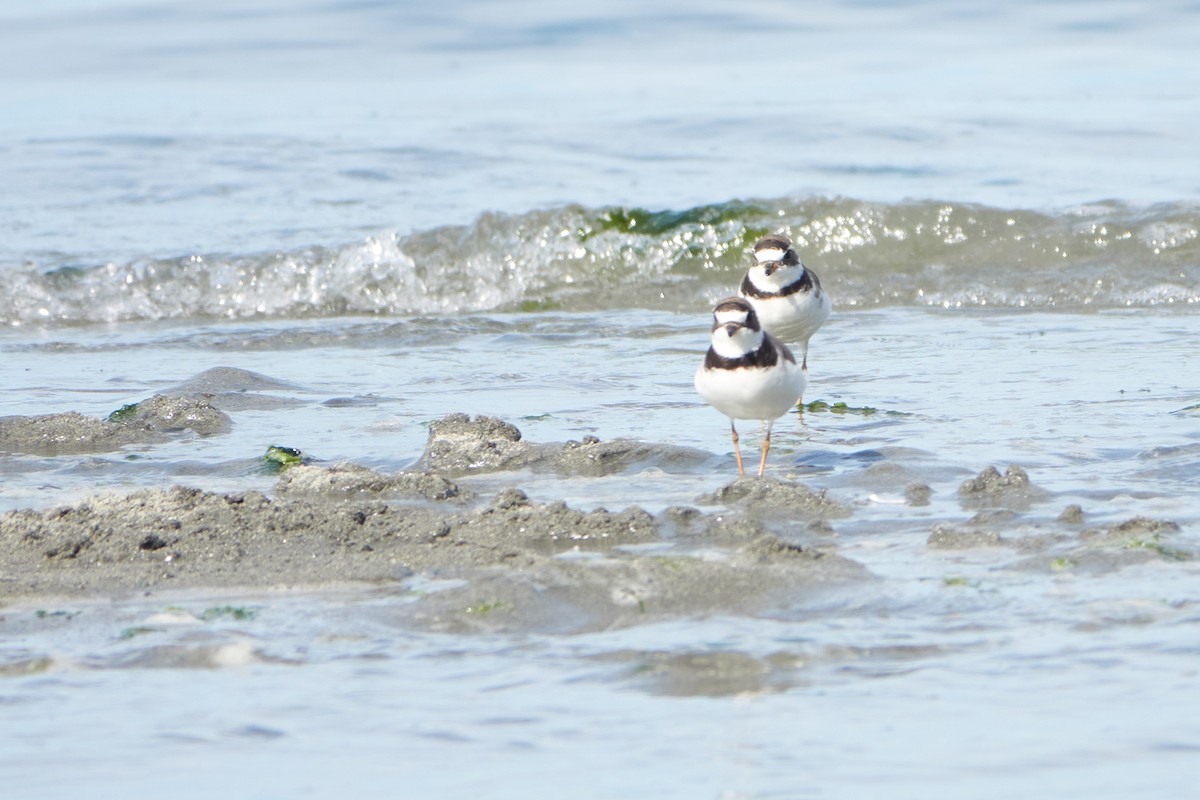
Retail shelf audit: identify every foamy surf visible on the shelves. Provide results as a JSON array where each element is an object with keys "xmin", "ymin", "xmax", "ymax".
[{"xmin": 4, "ymin": 198, "xmax": 1197, "ymax": 326}]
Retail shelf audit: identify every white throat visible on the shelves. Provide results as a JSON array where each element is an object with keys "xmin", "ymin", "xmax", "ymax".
[
  {"xmin": 711, "ymin": 325, "xmax": 764, "ymax": 359},
  {"xmin": 747, "ymin": 261, "xmax": 805, "ymax": 294}
]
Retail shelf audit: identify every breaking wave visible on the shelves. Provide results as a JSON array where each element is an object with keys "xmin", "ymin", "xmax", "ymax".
[{"xmin": 4, "ymin": 197, "xmax": 1199, "ymax": 325}]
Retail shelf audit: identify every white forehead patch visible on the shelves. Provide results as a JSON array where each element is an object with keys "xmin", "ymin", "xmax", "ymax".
[
  {"xmin": 754, "ymin": 247, "xmax": 786, "ymax": 264},
  {"xmin": 714, "ymin": 307, "xmax": 749, "ymax": 326}
]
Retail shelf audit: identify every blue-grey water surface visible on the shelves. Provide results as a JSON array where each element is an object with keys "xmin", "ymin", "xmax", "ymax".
[{"xmin": 2, "ymin": 1, "xmax": 1199, "ymax": 798}]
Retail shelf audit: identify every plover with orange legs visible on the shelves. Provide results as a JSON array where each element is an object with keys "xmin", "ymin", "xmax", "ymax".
[
  {"xmin": 737, "ymin": 234, "xmax": 831, "ymax": 374},
  {"xmin": 694, "ymin": 297, "xmax": 806, "ymax": 476}
]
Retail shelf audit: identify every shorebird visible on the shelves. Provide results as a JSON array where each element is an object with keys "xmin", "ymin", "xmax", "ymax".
[
  {"xmin": 694, "ymin": 297, "xmax": 806, "ymax": 476},
  {"xmin": 737, "ymin": 234, "xmax": 831, "ymax": 372}
]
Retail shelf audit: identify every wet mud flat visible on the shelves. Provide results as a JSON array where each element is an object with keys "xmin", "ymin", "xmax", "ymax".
[
  {"xmin": 0, "ymin": 408, "xmax": 863, "ymax": 629},
  {"xmin": 1, "ymin": 403, "xmax": 1193, "ymax": 636}
]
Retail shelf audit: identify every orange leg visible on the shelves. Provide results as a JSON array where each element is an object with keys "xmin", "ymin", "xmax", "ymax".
[
  {"xmin": 730, "ymin": 421, "xmax": 745, "ymax": 476},
  {"xmin": 757, "ymin": 421, "xmax": 774, "ymax": 476},
  {"xmin": 795, "ymin": 346, "xmax": 809, "ymax": 408}
]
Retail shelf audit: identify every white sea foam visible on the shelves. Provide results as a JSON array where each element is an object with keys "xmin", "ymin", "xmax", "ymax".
[{"xmin": 3, "ymin": 199, "xmax": 1197, "ymax": 325}]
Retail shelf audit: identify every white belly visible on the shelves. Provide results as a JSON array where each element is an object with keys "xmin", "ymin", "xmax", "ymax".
[
  {"xmin": 694, "ymin": 361, "xmax": 806, "ymax": 422},
  {"xmin": 744, "ymin": 290, "xmax": 831, "ymax": 347}
]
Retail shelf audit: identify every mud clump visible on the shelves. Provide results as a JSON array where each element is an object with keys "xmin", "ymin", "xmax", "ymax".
[
  {"xmin": 1057, "ymin": 504, "xmax": 1085, "ymax": 524},
  {"xmin": 1012, "ymin": 515, "xmax": 1189, "ymax": 574},
  {"xmin": 165, "ymin": 366, "xmax": 307, "ymax": 411},
  {"xmin": 421, "ymin": 413, "xmax": 526, "ymax": 473},
  {"xmin": 275, "ymin": 463, "xmax": 466, "ymax": 502},
  {"xmin": 0, "ymin": 366, "xmax": 312, "ymax": 457},
  {"xmin": 927, "ymin": 525, "xmax": 1004, "ymax": 549},
  {"xmin": 1103, "ymin": 516, "xmax": 1182, "ymax": 537},
  {"xmin": 958, "ymin": 465, "xmax": 1048, "ymax": 509},
  {"xmin": 0, "ymin": 395, "xmax": 231, "ymax": 456},
  {"xmin": 697, "ymin": 476, "xmax": 850, "ymax": 521},
  {"xmin": 114, "ymin": 394, "xmax": 232, "ymax": 436},
  {"xmin": 461, "ymin": 492, "xmax": 659, "ymax": 554},
  {"xmin": 1079, "ymin": 516, "xmax": 1186, "ymax": 559},
  {"xmin": 905, "ymin": 483, "xmax": 933, "ymax": 506},
  {"xmin": 0, "ymin": 411, "xmax": 880, "ymax": 631},
  {"xmin": 168, "ymin": 366, "xmax": 303, "ymax": 394},
  {"xmin": 0, "ymin": 411, "xmax": 160, "ymax": 455},
  {"xmin": 0, "ymin": 472, "xmax": 869, "ymax": 631},
  {"xmin": 420, "ymin": 412, "xmax": 712, "ymax": 476},
  {"xmin": 959, "ymin": 464, "xmax": 1033, "ymax": 495}
]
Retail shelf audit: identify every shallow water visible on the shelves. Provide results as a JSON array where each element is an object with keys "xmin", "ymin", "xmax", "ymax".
[
  {"xmin": 3, "ymin": 307, "xmax": 1198, "ymax": 798},
  {"xmin": 2, "ymin": 575, "xmax": 1198, "ymax": 798},
  {"xmin": 3, "ymin": 0, "xmax": 1200, "ymax": 797},
  {"xmin": 2, "ymin": 308, "xmax": 1196, "ymax": 517}
]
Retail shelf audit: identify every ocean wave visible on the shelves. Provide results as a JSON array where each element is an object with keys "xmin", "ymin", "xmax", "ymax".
[{"xmin": 4, "ymin": 198, "xmax": 1198, "ymax": 325}]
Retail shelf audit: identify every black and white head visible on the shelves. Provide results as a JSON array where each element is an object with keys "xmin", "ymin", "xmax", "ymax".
[
  {"xmin": 708, "ymin": 296, "xmax": 765, "ymax": 359},
  {"xmin": 746, "ymin": 234, "xmax": 806, "ymax": 292}
]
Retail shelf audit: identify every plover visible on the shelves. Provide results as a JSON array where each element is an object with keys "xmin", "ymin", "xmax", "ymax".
[
  {"xmin": 738, "ymin": 234, "xmax": 831, "ymax": 371},
  {"xmin": 694, "ymin": 297, "xmax": 806, "ymax": 476}
]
